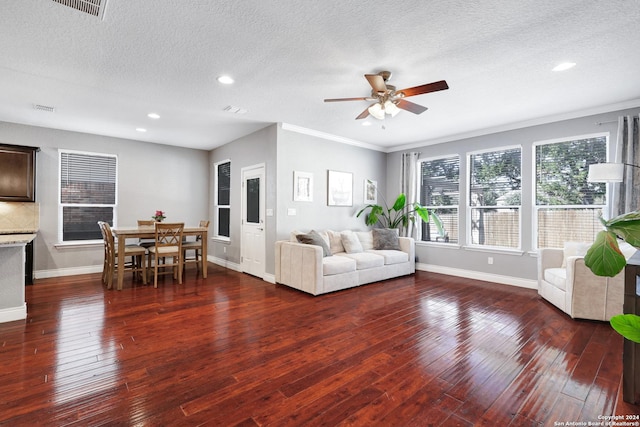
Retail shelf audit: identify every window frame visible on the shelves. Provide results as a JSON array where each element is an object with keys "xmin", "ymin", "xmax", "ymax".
[
  {"xmin": 532, "ymin": 132, "xmax": 609, "ymax": 250},
  {"xmin": 58, "ymin": 149, "xmax": 118, "ymax": 244},
  {"xmin": 466, "ymin": 145, "xmax": 523, "ymax": 251},
  {"xmin": 417, "ymin": 154, "xmax": 460, "ymax": 245},
  {"xmin": 214, "ymin": 159, "xmax": 231, "ymax": 241}
]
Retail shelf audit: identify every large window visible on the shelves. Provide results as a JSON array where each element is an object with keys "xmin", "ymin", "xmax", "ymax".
[
  {"xmin": 59, "ymin": 150, "xmax": 117, "ymax": 242},
  {"xmin": 535, "ymin": 135, "xmax": 607, "ymax": 248},
  {"xmin": 468, "ymin": 147, "xmax": 522, "ymax": 249},
  {"xmin": 215, "ymin": 160, "xmax": 231, "ymax": 239},
  {"xmin": 419, "ymin": 155, "xmax": 459, "ymax": 243}
]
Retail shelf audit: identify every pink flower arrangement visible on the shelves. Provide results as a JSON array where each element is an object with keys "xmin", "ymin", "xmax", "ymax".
[{"xmin": 152, "ymin": 210, "xmax": 166, "ymax": 222}]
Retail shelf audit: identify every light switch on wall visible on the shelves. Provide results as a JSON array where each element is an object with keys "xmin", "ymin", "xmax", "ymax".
[{"xmin": 287, "ymin": 208, "xmax": 296, "ymax": 216}]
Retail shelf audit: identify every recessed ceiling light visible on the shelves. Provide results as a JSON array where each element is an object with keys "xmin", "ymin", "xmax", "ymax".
[
  {"xmin": 217, "ymin": 75, "xmax": 235, "ymax": 85},
  {"xmin": 147, "ymin": 113, "xmax": 160, "ymax": 119},
  {"xmin": 552, "ymin": 62, "xmax": 576, "ymax": 72},
  {"xmin": 361, "ymin": 121, "xmax": 372, "ymax": 126},
  {"xmin": 136, "ymin": 128, "xmax": 147, "ymax": 132}
]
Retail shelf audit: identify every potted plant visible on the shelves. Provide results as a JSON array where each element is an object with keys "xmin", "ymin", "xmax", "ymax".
[
  {"xmin": 584, "ymin": 210, "xmax": 640, "ymax": 343},
  {"xmin": 356, "ymin": 183, "xmax": 430, "ymax": 235}
]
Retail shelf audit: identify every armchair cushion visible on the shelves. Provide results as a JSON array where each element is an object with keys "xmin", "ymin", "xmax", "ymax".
[
  {"xmin": 543, "ymin": 267, "xmax": 567, "ymax": 290},
  {"xmin": 561, "ymin": 241, "xmax": 591, "ymax": 267}
]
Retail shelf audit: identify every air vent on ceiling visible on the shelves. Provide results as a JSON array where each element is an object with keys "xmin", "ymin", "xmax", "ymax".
[
  {"xmin": 34, "ymin": 104, "xmax": 56, "ymax": 113},
  {"xmin": 223, "ymin": 105, "xmax": 247, "ymax": 115},
  {"xmin": 52, "ymin": 0, "xmax": 109, "ymax": 20}
]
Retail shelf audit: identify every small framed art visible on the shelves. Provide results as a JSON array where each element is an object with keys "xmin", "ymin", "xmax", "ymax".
[
  {"xmin": 327, "ymin": 170, "xmax": 353, "ymax": 206},
  {"xmin": 293, "ymin": 171, "xmax": 313, "ymax": 202}
]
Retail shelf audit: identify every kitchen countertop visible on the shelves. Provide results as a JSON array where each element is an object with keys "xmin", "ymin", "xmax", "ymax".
[{"xmin": 0, "ymin": 233, "xmax": 37, "ymax": 245}]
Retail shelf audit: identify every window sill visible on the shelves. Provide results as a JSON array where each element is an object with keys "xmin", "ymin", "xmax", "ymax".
[
  {"xmin": 462, "ymin": 245, "xmax": 525, "ymax": 256},
  {"xmin": 212, "ymin": 236, "xmax": 231, "ymax": 244},
  {"xmin": 416, "ymin": 241, "xmax": 462, "ymax": 250},
  {"xmin": 54, "ymin": 241, "xmax": 103, "ymax": 249}
]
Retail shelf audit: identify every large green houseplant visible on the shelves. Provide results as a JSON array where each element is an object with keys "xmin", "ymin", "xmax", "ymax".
[
  {"xmin": 584, "ymin": 210, "xmax": 640, "ymax": 343},
  {"xmin": 356, "ymin": 186, "xmax": 431, "ymax": 235}
]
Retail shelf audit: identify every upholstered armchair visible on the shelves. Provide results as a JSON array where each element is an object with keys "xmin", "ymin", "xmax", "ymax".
[{"xmin": 537, "ymin": 242, "xmax": 636, "ymax": 321}]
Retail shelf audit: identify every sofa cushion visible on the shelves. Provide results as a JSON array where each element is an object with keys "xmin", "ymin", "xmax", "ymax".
[
  {"xmin": 296, "ymin": 230, "xmax": 332, "ymax": 257},
  {"xmin": 336, "ymin": 252, "xmax": 385, "ymax": 269},
  {"xmin": 356, "ymin": 231, "xmax": 374, "ymax": 250},
  {"xmin": 341, "ymin": 230, "xmax": 363, "ymax": 253},
  {"xmin": 372, "ymin": 228, "xmax": 400, "ymax": 250},
  {"xmin": 326, "ymin": 230, "xmax": 345, "ymax": 254},
  {"xmin": 322, "ymin": 255, "xmax": 357, "ymax": 276},
  {"xmin": 366, "ymin": 249, "xmax": 408, "ymax": 265},
  {"xmin": 544, "ymin": 267, "xmax": 567, "ymax": 291}
]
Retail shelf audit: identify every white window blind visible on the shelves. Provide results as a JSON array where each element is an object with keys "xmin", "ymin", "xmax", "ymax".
[
  {"xmin": 419, "ymin": 155, "xmax": 459, "ymax": 243},
  {"xmin": 59, "ymin": 151, "xmax": 117, "ymax": 242},
  {"xmin": 469, "ymin": 147, "xmax": 521, "ymax": 249}
]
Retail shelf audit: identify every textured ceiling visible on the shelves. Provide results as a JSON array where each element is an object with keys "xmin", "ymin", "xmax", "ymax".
[{"xmin": 0, "ymin": 0, "xmax": 639, "ymax": 151}]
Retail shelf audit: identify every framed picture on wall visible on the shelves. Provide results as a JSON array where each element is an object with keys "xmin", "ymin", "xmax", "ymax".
[
  {"xmin": 327, "ymin": 170, "xmax": 353, "ymax": 206},
  {"xmin": 293, "ymin": 171, "xmax": 313, "ymax": 202},
  {"xmin": 364, "ymin": 179, "xmax": 377, "ymax": 204}
]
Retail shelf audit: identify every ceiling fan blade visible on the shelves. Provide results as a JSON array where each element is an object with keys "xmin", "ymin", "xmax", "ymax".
[
  {"xmin": 397, "ymin": 80, "xmax": 449, "ymax": 97},
  {"xmin": 324, "ymin": 97, "xmax": 370, "ymax": 102},
  {"xmin": 396, "ymin": 99, "xmax": 428, "ymax": 115},
  {"xmin": 365, "ymin": 74, "xmax": 387, "ymax": 94},
  {"xmin": 355, "ymin": 107, "xmax": 370, "ymax": 120}
]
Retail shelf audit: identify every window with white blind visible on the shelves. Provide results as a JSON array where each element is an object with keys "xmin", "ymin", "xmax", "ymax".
[
  {"xmin": 419, "ymin": 155, "xmax": 459, "ymax": 243},
  {"xmin": 59, "ymin": 150, "xmax": 117, "ymax": 242},
  {"xmin": 468, "ymin": 147, "xmax": 522, "ymax": 249},
  {"xmin": 535, "ymin": 134, "xmax": 608, "ymax": 249},
  {"xmin": 215, "ymin": 160, "xmax": 231, "ymax": 239}
]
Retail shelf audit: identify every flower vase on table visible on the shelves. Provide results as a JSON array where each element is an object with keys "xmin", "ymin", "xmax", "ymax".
[{"xmin": 152, "ymin": 210, "xmax": 166, "ymax": 222}]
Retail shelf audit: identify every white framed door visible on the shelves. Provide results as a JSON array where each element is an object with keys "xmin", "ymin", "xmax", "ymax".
[{"xmin": 241, "ymin": 164, "xmax": 266, "ymax": 278}]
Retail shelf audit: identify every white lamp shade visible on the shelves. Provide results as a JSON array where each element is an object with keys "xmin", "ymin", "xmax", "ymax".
[
  {"xmin": 384, "ymin": 100, "xmax": 400, "ymax": 117},
  {"xmin": 368, "ymin": 103, "xmax": 385, "ymax": 120},
  {"xmin": 587, "ymin": 163, "xmax": 624, "ymax": 183}
]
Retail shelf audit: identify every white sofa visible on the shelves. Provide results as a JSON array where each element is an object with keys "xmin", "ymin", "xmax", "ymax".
[
  {"xmin": 537, "ymin": 241, "xmax": 636, "ymax": 321},
  {"xmin": 275, "ymin": 229, "xmax": 415, "ymax": 295}
]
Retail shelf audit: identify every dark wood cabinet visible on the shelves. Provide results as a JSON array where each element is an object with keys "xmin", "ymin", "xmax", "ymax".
[{"xmin": 0, "ymin": 144, "xmax": 39, "ymax": 202}]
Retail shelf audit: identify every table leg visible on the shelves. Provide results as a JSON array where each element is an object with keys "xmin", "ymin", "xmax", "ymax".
[
  {"xmin": 117, "ymin": 236, "xmax": 125, "ymax": 290},
  {"xmin": 201, "ymin": 230, "xmax": 208, "ymax": 279}
]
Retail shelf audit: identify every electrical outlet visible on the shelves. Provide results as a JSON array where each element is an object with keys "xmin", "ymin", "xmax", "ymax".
[
  {"xmin": 223, "ymin": 246, "xmax": 227, "ymax": 253},
  {"xmin": 488, "ymin": 257, "xmax": 494, "ymax": 265}
]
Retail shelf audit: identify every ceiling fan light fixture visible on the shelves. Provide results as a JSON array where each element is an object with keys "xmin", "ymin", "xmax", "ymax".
[
  {"xmin": 368, "ymin": 103, "xmax": 385, "ymax": 120},
  {"xmin": 384, "ymin": 100, "xmax": 400, "ymax": 117}
]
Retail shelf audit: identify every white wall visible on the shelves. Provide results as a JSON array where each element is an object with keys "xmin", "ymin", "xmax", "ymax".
[{"xmin": 0, "ymin": 121, "xmax": 209, "ymax": 277}]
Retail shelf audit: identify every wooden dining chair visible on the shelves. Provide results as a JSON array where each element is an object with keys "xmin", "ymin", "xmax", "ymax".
[
  {"xmin": 147, "ymin": 222, "xmax": 184, "ymax": 288},
  {"xmin": 182, "ymin": 220, "xmax": 209, "ymax": 275},
  {"xmin": 98, "ymin": 221, "xmax": 147, "ymax": 289},
  {"xmin": 137, "ymin": 219, "xmax": 156, "ymax": 248}
]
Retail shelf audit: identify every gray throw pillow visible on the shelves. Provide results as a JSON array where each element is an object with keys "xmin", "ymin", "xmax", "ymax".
[
  {"xmin": 372, "ymin": 228, "xmax": 400, "ymax": 250},
  {"xmin": 296, "ymin": 230, "xmax": 332, "ymax": 257}
]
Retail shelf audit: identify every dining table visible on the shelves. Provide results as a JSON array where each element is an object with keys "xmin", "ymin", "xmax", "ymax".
[{"xmin": 111, "ymin": 225, "xmax": 208, "ymax": 290}]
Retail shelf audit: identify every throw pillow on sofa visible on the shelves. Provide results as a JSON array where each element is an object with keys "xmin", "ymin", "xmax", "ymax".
[
  {"xmin": 373, "ymin": 228, "xmax": 401, "ymax": 250},
  {"xmin": 297, "ymin": 230, "xmax": 332, "ymax": 257},
  {"xmin": 341, "ymin": 230, "xmax": 363, "ymax": 253}
]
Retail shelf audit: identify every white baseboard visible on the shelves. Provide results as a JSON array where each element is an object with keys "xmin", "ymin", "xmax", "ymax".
[
  {"xmin": 417, "ymin": 263, "xmax": 538, "ymax": 290},
  {"xmin": 208, "ymin": 255, "xmax": 241, "ymax": 272},
  {"xmin": 35, "ymin": 265, "xmax": 102, "ymax": 279},
  {"xmin": 0, "ymin": 303, "xmax": 27, "ymax": 323}
]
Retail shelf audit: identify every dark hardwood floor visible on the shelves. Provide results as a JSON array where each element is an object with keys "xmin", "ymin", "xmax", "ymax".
[{"xmin": 1, "ymin": 264, "xmax": 638, "ymax": 426}]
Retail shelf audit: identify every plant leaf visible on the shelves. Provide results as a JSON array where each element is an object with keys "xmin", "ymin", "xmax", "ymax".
[
  {"xmin": 392, "ymin": 193, "xmax": 406, "ymax": 212},
  {"xmin": 610, "ymin": 314, "xmax": 640, "ymax": 343},
  {"xmin": 606, "ymin": 211, "xmax": 640, "ymax": 247},
  {"xmin": 414, "ymin": 205, "xmax": 430, "ymax": 223},
  {"xmin": 584, "ymin": 230, "xmax": 626, "ymax": 277}
]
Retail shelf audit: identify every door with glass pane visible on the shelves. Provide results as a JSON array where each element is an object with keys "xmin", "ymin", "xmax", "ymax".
[{"xmin": 241, "ymin": 164, "xmax": 265, "ymax": 278}]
